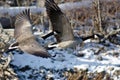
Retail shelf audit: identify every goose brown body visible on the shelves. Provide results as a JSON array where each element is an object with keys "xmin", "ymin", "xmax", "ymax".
[
  {"xmin": 14, "ymin": 9, "xmax": 51, "ymax": 58},
  {"xmin": 45, "ymin": 0, "xmax": 82, "ymax": 49}
]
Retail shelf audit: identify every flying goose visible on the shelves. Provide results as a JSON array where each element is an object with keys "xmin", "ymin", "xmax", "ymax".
[
  {"xmin": 9, "ymin": 9, "xmax": 51, "ymax": 58},
  {"xmin": 45, "ymin": 0, "xmax": 82, "ymax": 49}
]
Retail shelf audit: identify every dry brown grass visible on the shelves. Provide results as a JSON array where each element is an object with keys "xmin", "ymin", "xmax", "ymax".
[
  {"xmin": 64, "ymin": 69, "xmax": 113, "ymax": 80},
  {"xmin": 60, "ymin": 0, "xmax": 120, "ymax": 37}
]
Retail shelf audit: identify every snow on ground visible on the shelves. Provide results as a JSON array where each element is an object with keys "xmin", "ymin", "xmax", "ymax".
[{"xmin": 7, "ymin": 31, "xmax": 120, "ymax": 80}]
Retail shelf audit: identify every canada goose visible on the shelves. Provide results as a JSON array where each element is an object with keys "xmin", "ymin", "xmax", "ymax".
[
  {"xmin": 9, "ymin": 9, "xmax": 51, "ymax": 58},
  {"xmin": 45, "ymin": 0, "xmax": 82, "ymax": 49}
]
